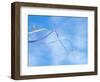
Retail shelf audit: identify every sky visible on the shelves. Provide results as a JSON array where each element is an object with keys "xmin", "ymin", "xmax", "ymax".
[{"xmin": 28, "ymin": 15, "xmax": 88, "ymax": 66}]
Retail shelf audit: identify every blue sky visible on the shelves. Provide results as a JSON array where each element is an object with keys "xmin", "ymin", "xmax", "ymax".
[{"xmin": 28, "ymin": 15, "xmax": 88, "ymax": 66}]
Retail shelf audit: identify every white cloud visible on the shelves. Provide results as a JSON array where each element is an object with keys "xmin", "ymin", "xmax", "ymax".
[
  {"xmin": 68, "ymin": 50, "xmax": 87, "ymax": 64},
  {"xmin": 28, "ymin": 32, "xmax": 38, "ymax": 41},
  {"xmin": 49, "ymin": 16, "xmax": 63, "ymax": 23},
  {"xmin": 72, "ymin": 36, "xmax": 87, "ymax": 50},
  {"xmin": 29, "ymin": 28, "xmax": 48, "ymax": 33},
  {"xmin": 47, "ymin": 41, "xmax": 67, "ymax": 65},
  {"xmin": 44, "ymin": 32, "xmax": 58, "ymax": 43},
  {"xmin": 28, "ymin": 27, "xmax": 51, "ymax": 42},
  {"xmin": 28, "ymin": 49, "xmax": 40, "ymax": 66},
  {"xmin": 44, "ymin": 32, "xmax": 71, "ymax": 65}
]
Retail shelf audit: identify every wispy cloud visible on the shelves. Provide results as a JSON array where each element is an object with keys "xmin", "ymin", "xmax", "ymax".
[
  {"xmin": 29, "ymin": 28, "xmax": 48, "ymax": 33},
  {"xmin": 68, "ymin": 50, "xmax": 88, "ymax": 64}
]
